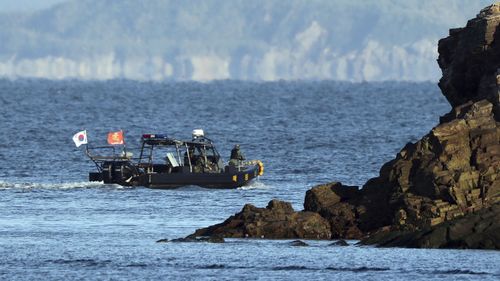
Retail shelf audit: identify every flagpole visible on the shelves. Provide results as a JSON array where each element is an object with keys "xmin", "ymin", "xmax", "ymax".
[
  {"xmin": 84, "ymin": 129, "xmax": 89, "ymax": 158},
  {"xmin": 122, "ymin": 129, "xmax": 127, "ymax": 159},
  {"xmin": 85, "ymin": 143, "xmax": 90, "ymax": 158}
]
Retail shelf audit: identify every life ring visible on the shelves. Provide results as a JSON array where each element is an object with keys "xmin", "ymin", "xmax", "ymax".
[{"xmin": 257, "ymin": 160, "xmax": 264, "ymax": 176}]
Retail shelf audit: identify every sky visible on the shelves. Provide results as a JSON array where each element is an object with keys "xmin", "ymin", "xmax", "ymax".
[{"xmin": 0, "ymin": 0, "xmax": 67, "ymax": 12}]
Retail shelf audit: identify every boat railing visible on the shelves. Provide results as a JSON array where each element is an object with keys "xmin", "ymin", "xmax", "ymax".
[{"xmin": 85, "ymin": 145, "xmax": 139, "ymax": 162}]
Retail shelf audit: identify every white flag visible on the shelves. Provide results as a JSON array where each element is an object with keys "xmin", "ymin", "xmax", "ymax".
[{"xmin": 72, "ymin": 130, "xmax": 88, "ymax": 147}]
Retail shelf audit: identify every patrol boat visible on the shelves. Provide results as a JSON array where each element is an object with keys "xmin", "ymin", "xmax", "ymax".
[{"xmin": 86, "ymin": 130, "xmax": 264, "ymax": 189}]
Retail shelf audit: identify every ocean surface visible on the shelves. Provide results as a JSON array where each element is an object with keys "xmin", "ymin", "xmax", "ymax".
[{"xmin": 0, "ymin": 79, "xmax": 499, "ymax": 280}]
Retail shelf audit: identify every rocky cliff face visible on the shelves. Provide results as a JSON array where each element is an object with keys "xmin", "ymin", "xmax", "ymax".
[
  {"xmin": 354, "ymin": 3, "xmax": 500, "ymax": 234},
  {"xmin": 299, "ymin": 3, "xmax": 500, "ymax": 241},
  {"xmin": 438, "ymin": 4, "xmax": 500, "ymax": 107},
  {"xmin": 361, "ymin": 203, "xmax": 500, "ymax": 249},
  {"xmin": 186, "ymin": 4, "xmax": 500, "ymax": 249}
]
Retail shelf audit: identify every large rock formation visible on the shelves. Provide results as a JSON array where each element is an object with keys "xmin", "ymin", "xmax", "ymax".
[
  {"xmin": 299, "ymin": 3, "xmax": 500, "ymax": 244},
  {"xmin": 186, "ymin": 4, "xmax": 500, "ymax": 249},
  {"xmin": 355, "ymin": 3, "xmax": 500, "ymax": 234}
]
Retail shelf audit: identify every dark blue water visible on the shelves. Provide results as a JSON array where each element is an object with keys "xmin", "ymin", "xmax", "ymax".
[{"xmin": 1, "ymin": 79, "xmax": 499, "ymax": 280}]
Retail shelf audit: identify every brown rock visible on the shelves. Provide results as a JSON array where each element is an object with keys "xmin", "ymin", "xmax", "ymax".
[
  {"xmin": 438, "ymin": 3, "xmax": 500, "ymax": 108},
  {"xmin": 171, "ymin": 236, "xmax": 225, "ymax": 243},
  {"xmin": 188, "ymin": 199, "xmax": 332, "ymax": 239},
  {"xmin": 289, "ymin": 240, "xmax": 309, "ymax": 247},
  {"xmin": 305, "ymin": 180, "xmax": 395, "ymax": 238},
  {"xmin": 361, "ymin": 203, "xmax": 500, "ymax": 249},
  {"xmin": 303, "ymin": 183, "xmax": 370, "ymax": 239},
  {"xmin": 303, "ymin": 182, "xmax": 359, "ymax": 212}
]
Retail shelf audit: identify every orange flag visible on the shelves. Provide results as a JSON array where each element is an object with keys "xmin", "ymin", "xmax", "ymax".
[{"xmin": 107, "ymin": 130, "xmax": 124, "ymax": 145}]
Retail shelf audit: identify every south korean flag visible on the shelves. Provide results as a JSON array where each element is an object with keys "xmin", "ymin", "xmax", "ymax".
[{"xmin": 72, "ymin": 130, "xmax": 88, "ymax": 147}]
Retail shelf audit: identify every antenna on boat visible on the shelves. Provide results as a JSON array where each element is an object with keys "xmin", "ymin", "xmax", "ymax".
[{"xmin": 122, "ymin": 129, "xmax": 127, "ymax": 158}]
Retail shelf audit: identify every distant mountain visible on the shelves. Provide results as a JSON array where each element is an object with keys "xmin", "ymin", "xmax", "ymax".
[{"xmin": 0, "ymin": 0, "xmax": 494, "ymax": 81}]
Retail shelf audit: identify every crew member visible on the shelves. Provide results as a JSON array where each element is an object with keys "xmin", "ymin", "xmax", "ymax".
[
  {"xmin": 194, "ymin": 148, "xmax": 207, "ymax": 173},
  {"xmin": 229, "ymin": 144, "xmax": 245, "ymax": 166}
]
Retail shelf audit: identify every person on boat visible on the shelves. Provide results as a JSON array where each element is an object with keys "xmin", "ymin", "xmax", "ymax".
[
  {"xmin": 193, "ymin": 148, "xmax": 208, "ymax": 173},
  {"xmin": 183, "ymin": 145, "xmax": 203, "ymax": 172},
  {"xmin": 229, "ymin": 144, "xmax": 245, "ymax": 166}
]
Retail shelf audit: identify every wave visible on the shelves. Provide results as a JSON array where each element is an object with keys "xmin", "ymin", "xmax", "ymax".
[
  {"xmin": 46, "ymin": 258, "xmax": 112, "ymax": 267},
  {"xmin": 197, "ymin": 264, "xmax": 226, "ymax": 269},
  {"xmin": 238, "ymin": 179, "xmax": 271, "ymax": 190},
  {"xmin": 124, "ymin": 263, "xmax": 149, "ymax": 268},
  {"xmin": 0, "ymin": 180, "xmax": 131, "ymax": 190},
  {"xmin": 425, "ymin": 269, "xmax": 489, "ymax": 275},
  {"xmin": 0, "ymin": 179, "xmax": 269, "ymax": 191},
  {"xmin": 272, "ymin": 265, "xmax": 310, "ymax": 271},
  {"xmin": 326, "ymin": 266, "xmax": 390, "ymax": 272},
  {"xmin": 271, "ymin": 265, "xmax": 389, "ymax": 272}
]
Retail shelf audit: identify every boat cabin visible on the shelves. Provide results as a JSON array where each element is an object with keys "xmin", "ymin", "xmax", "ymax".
[{"xmin": 137, "ymin": 133, "xmax": 225, "ymax": 174}]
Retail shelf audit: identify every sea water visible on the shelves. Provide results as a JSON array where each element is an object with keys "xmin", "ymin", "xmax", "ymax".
[{"xmin": 0, "ymin": 79, "xmax": 498, "ymax": 280}]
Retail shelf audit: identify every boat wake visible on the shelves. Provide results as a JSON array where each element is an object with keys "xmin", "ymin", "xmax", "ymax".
[
  {"xmin": 0, "ymin": 180, "xmax": 132, "ymax": 190},
  {"xmin": 238, "ymin": 179, "xmax": 270, "ymax": 190}
]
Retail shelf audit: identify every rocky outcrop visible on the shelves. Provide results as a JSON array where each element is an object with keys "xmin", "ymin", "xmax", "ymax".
[
  {"xmin": 188, "ymin": 199, "xmax": 332, "ymax": 239},
  {"xmin": 341, "ymin": 98, "xmax": 499, "ymax": 237},
  {"xmin": 438, "ymin": 3, "xmax": 500, "ymax": 108},
  {"xmin": 355, "ymin": 4, "xmax": 500, "ymax": 235},
  {"xmin": 361, "ymin": 203, "xmax": 500, "ymax": 249},
  {"xmin": 156, "ymin": 236, "xmax": 225, "ymax": 243},
  {"xmin": 299, "ymin": 3, "xmax": 500, "ymax": 242},
  {"xmin": 303, "ymin": 182, "xmax": 363, "ymax": 238},
  {"xmin": 294, "ymin": 95, "xmax": 500, "ymax": 242},
  {"xmin": 302, "ymin": 182, "xmax": 393, "ymax": 238},
  {"xmin": 184, "ymin": 4, "xmax": 500, "ymax": 249}
]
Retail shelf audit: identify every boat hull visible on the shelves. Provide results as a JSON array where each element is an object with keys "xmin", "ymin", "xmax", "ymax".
[{"xmin": 90, "ymin": 163, "xmax": 261, "ymax": 189}]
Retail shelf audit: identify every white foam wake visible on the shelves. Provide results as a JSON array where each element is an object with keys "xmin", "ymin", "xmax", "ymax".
[
  {"xmin": 238, "ymin": 179, "xmax": 271, "ymax": 190},
  {"xmin": 0, "ymin": 181, "xmax": 130, "ymax": 190}
]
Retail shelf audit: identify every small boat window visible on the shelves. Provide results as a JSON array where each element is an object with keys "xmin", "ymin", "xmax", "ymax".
[{"xmin": 166, "ymin": 152, "xmax": 179, "ymax": 167}]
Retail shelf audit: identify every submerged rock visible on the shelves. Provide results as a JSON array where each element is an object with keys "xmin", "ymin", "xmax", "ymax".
[
  {"xmin": 329, "ymin": 239, "xmax": 349, "ymax": 247},
  {"xmin": 187, "ymin": 199, "xmax": 332, "ymax": 239},
  {"xmin": 171, "ymin": 236, "xmax": 225, "ymax": 243},
  {"xmin": 206, "ymin": 236, "xmax": 225, "ymax": 243},
  {"xmin": 289, "ymin": 240, "xmax": 309, "ymax": 247}
]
